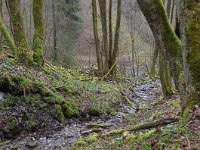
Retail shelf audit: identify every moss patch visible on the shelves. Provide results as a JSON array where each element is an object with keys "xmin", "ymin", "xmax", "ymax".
[{"xmin": 53, "ymin": 104, "xmax": 65, "ymax": 123}]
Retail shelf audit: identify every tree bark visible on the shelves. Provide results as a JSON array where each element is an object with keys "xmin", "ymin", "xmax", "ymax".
[
  {"xmin": 158, "ymin": 46, "xmax": 173, "ymax": 96},
  {"xmin": 52, "ymin": 0, "xmax": 57, "ymax": 62},
  {"xmin": 92, "ymin": 0, "xmax": 103, "ymax": 75},
  {"xmin": 109, "ymin": 0, "xmax": 113, "ymax": 64},
  {"xmin": 180, "ymin": 0, "xmax": 200, "ymax": 125},
  {"xmin": 137, "ymin": 0, "xmax": 182, "ymax": 94},
  {"xmin": 33, "ymin": 0, "xmax": 44, "ymax": 65},
  {"xmin": 150, "ymin": 44, "xmax": 158, "ymax": 78},
  {"xmin": 111, "ymin": 0, "xmax": 122, "ymax": 76},
  {"xmin": 98, "ymin": 0, "xmax": 109, "ymax": 74},
  {"xmin": 0, "ymin": 15, "xmax": 17, "ymax": 55},
  {"xmin": 7, "ymin": 0, "xmax": 32, "ymax": 63}
]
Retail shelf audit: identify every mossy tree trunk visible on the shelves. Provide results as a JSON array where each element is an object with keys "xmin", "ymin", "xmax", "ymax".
[
  {"xmin": 92, "ymin": 0, "xmax": 103, "ymax": 75},
  {"xmin": 137, "ymin": 0, "xmax": 182, "ymax": 96},
  {"xmin": 0, "ymin": 14, "xmax": 17, "ymax": 55},
  {"xmin": 180, "ymin": 0, "xmax": 200, "ymax": 125},
  {"xmin": 158, "ymin": 46, "xmax": 173, "ymax": 96},
  {"xmin": 33, "ymin": 0, "xmax": 44, "ymax": 65},
  {"xmin": 7, "ymin": 0, "xmax": 32, "ymax": 63}
]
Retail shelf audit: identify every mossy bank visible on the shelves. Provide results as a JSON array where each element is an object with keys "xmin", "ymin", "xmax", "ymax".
[{"xmin": 0, "ymin": 57, "xmax": 122, "ymax": 139}]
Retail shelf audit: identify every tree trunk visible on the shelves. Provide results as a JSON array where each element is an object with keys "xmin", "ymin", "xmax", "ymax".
[
  {"xmin": 109, "ymin": 0, "xmax": 113, "ymax": 65},
  {"xmin": 52, "ymin": 0, "xmax": 57, "ymax": 62},
  {"xmin": 158, "ymin": 46, "xmax": 173, "ymax": 96},
  {"xmin": 98, "ymin": 0, "xmax": 109, "ymax": 74},
  {"xmin": 137, "ymin": 0, "xmax": 182, "ymax": 94},
  {"xmin": 166, "ymin": 0, "xmax": 172, "ymax": 17},
  {"xmin": 0, "ymin": 0, "xmax": 2, "ymax": 51},
  {"xmin": 111, "ymin": 0, "xmax": 122, "ymax": 76},
  {"xmin": 180, "ymin": 0, "xmax": 200, "ymax": 125},
  {"xmin": 130, "ymin": 32, "xmax": 136, "ymax": 76},
  {"xmin": 150, "ymin": 43, "xmax": 158, "ymax": 78},
  {"xmin": 7, "ymin": 0, "xmax": 32, "ymax": 63},
  {"xmin": 0, "ymin": 15, "xmax": 17, "ymax": 55},
  {"xmin": 33, "ymin": 0, "xmax": 44, "ymax": 65},
  {"xmin": 92, "ymin": 0, "xmax": 103, "ymax": 75}
]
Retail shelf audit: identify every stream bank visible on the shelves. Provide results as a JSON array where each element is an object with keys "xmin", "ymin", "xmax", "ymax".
[{"xmin": 0, "ymin": 76, "xmax": 162, "ymax": 150}]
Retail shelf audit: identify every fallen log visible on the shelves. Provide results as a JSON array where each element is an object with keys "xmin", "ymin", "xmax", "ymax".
[{"xmin": 129, "ymin": 118, "xmax": 179, "ymax": 131}]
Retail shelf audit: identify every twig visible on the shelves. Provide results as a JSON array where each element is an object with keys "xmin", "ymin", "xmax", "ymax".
[
  {"xmin": 101, "ymin": 61, "xmax": 117, "ymax": 81},
  {"xmin": 186, "ymin": 135, "xmax": 191, "ymax": 149}
]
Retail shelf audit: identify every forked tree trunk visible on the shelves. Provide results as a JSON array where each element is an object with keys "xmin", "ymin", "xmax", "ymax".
[{"xmin": 137, "ymin": 0, "xmax": 182, "ymax": 95}]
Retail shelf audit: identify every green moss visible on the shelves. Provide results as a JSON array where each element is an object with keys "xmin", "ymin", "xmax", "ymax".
[
  {"xmin": 7, "ymin": 0, "xmax": 33, "ymax": 63},
  {"xmin": 185, "ymin": 0, "xmax": 200, "ymax": 91},
  {"xmin": 88, "ymin": 105, "xmax": 102, "ymax": 116},
  {"xmin": 73, "ymin": 140, "xmax": 87, "ymax": 147},
  {"xmin": 0, "ymin": 140, "xmax": 11, "ymax": 147},
  {"xmin": 101, "ymin": 129, "xmax": 124, "ymax": 137},
  {"xmin": 88, "ymin": 122, "xmax": 112, "ymax": 128},
  {"xmin": 62, "ymin": 98, "xmax": 78, "ymax": 118},
  {"xmin": 2, "ymin": 95, "xmax": 20, "ymax": 107},
  {"xmin": 180, "ymin": 93, "xmax": 199, "ymax": 126},
  {"xmin": 0, "ymin": 15, "xmax": 17, "ymax": 56},
  {"xmin": 53, "ymin": 104, "xmax": 65, "ymax": 123},
  {"xmin": 2, "ymin": 116, "xmax": 20, "ymax": 136},
  {"xmin": 148, "ymin": 111, "xmax": 164, "ymax": 121},
  {"xmin": 33, "ymin": 0, "xmax": 44, "ymax": 65},
  {"xmin": 25, "ymin": 94, "xmax": 43, "ymax": 109},
  {"xmin": 168, "ymin": 99, "xmax": 180, "ymax": 107},
  {"xmin": 156, "ymin": 0, "xmax": 182, "ymax": 58},
  {"xmin": 85, "ymin": 133, "xmax": 99, "ymax": 142},
  {"xmin": 139, "ymin": 129, "xmax": 156, "ymax": 141}
]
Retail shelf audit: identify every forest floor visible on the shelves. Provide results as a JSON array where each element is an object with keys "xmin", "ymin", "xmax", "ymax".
[{"xmin": 0, "ymin": 57, "xmax": 199, "ymax": 150}]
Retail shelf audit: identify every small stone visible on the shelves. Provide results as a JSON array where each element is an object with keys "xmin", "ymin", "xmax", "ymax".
[
  {"xmin": 39, "ymin": 137, "xmax": 47, "ymax": 143},
  {"xmin": 54, "ymin": 144, "xmax": 62, "ymax": 149},
  {"xmin": 25, "ymin": 141, "xmax": 38, "ymax": 148},
  {"xmin": 0, "ymin": 92, "xmax": 4, "ymax": 101}
]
